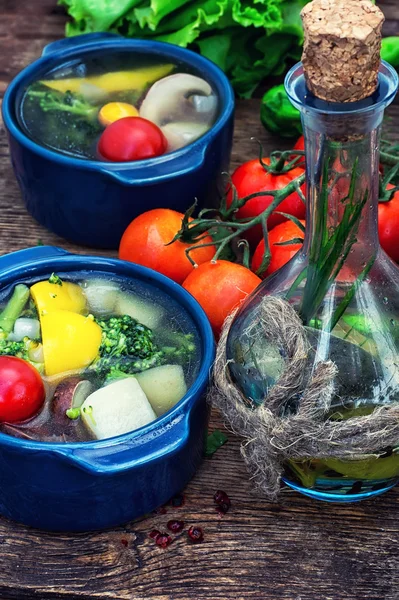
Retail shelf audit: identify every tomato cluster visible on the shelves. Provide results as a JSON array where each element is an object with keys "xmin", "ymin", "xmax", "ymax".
[{"xmin": 118, "ymin": 135, "xmax": 399, "ymax": 338}]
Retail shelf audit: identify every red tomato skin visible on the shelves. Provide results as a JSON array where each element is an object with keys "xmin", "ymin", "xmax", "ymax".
[
  {"xmin": 294, "ymin": 136, "xmax": 305, "ymax": 152},
  {"xmin": 226, "ymin": 159, "xmax": 306, "ymax": 247},
  {"xmin": 0, "ymin": 357, "xmax": 45, "ymax": 423},
  {"xmin": 252, "ymin": 220, "xmax": 305, "ymax": 278},
  {"xmin": 98, "ymin": 117, "xmax": 167, "ymax": 162},
  {"xmin": 119, "ymin": 208, "xmax": 216, "ymax": 284},
  {"xmin": 182, "ymin": 260, "xmax": 261, "ymax": 338},
  {"xmin": 378, "ymin": 187, "xmax": 399, "ymax": 262}
]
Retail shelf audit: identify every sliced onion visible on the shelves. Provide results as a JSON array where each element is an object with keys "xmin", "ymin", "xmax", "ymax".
[{"xmin": 13, "ymin": 318, "xmax": 41, "ymax": 341}]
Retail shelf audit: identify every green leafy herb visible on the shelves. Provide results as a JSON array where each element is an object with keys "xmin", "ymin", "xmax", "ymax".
[{"xmin": 205, "ymin": 429, "xmax": 228, "ymax": 457}]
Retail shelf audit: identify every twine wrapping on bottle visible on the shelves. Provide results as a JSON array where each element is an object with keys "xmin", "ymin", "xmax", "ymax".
[{"xmin": 210, "ymin": 296, "xmax": 399, "ymax": 500}]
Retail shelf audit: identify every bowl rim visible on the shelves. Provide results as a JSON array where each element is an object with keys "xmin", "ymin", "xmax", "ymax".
[
  {"xmin": 2, "ymin": 35, "xmax": 235, "ymax": 173},
  {"xmin": 0, "ymin": 247, "xmax": 215, "ymax": 456}
]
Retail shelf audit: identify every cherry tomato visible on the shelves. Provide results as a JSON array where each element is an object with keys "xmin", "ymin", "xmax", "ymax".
[
  {"xmin": 0, "ymin": 356, "xmax": 45, "ymax": 423},
  {"xmin": 119, "ymin": 208, "xmax": 216, "ymax": 284},
  {"xmin": 98, "ymin": 116, "xmax": 167, "ymax": 162},
  {"xmin": 226, "ymin": 158, "xmax": 306, "ymax": 247},
  {"xmin": 252, "ymin": 219, "xmax": 305, "ymax": 278},
  {"xmin": 182, "ymin": 260, "xmax": 262, "ymax": 338},
  {"xmin": 378, "ymin": 185, "xmax": 399, "ymax": 262},
  {"xmin": 294, "ymin": 136, "xmax": 305, "ymax": 152}
]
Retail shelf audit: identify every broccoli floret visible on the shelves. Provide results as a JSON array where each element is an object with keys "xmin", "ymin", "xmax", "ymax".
[
  {"xmin": 48, "ymin": 273, "xmax": 63, "ymax": 286},
  {"xmin": 0, "ymin": 337, "xmax": 44, "ymax": 374},
  {"xmin": 89, "ymin": 315, "xmax": 162, "ymax": 379},
  {"xmin": 159, "ymin": 332, "xmax": 196, "ymax": 362},
  {"xmin": 88, "ymin": 315, "xmax": 196, "ymax": 382},
  {"xmin": 27, "ymin": 89, "xmax": 98, "ymax": 119},
  {"xmin": 98, "ymin": 315, "xmax": 157, "ymax": 359},
  {"xmin": 0, "ymin": 284, "xmax": 44, "ymax": 372}
]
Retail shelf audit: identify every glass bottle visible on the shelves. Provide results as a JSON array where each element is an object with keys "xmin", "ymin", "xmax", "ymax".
[{"xmin": 226, "ymin": 61, "xmax": 399, "ymax": 502}]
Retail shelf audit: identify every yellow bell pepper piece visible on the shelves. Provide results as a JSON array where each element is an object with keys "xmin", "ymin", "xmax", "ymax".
[
  {"xmin": 41, "ymin": 310, "xmax": 102, "ymax": 376},
  {"xmin": 31, "ymin": 281, "xmax": 86, "ymax": 316},
  {"xmin": 40, "ymin": 64, "xmax": 174, "ymax": 94}
]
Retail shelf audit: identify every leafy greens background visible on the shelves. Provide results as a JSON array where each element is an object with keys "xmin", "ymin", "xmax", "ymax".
[{"xmin": 59, "ymin": 0, "xmax": 310, "ymax": 97}]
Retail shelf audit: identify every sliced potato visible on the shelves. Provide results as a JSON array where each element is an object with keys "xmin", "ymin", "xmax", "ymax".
[
  {"xmin": 116, "ymin": 292, "xmax": 164, "ymax": 329},
  {"xmin": 136, "ymin": 365, "xmax": 187, "ymax": 416},
  {"xmin": 80, "ymin": 378, "xmax": 156, "ymax": 440}
]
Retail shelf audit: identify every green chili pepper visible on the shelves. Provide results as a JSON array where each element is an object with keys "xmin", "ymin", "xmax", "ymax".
[
  {"xmin": 381, "ymin": 37, "xmax": 399, "ymax": 68},
  {"xmin": 260, "ymin": 84, "xmax": 302, "ymax": 138}
]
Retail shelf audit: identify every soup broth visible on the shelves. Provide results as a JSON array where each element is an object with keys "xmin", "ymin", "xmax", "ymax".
[
  {"xmin": 19, "ymin": 50, "xmax": 219, "ymax": 160},
  {"xmin": 0, "ymin": 271, "xmax": 201, "ymax": 443}
]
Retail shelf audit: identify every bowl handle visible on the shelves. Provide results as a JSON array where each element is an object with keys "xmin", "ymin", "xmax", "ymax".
[
  {"xmin": 0, "ymin": 246, "xmax": 69, "ymax": 271},
  {"xmin": 42, "ymin": 33, "xmax": 122, "ymax": 57},
  {"xmin": 99, "ymin": 149, "xmax": 207, "ymax": 186},
  {"xmin": 52, "ymin": 413, "xmax": 190, "ymax": 475}
]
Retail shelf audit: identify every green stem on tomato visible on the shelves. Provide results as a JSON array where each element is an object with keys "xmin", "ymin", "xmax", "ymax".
[{"xmin": 181, "ymin": 172, "xmax": 306, "ymax": 264}]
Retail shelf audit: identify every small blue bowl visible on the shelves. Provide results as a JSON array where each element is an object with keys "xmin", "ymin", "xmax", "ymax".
[
  {"xmin": 2, "ymin": 33, "xmax": 235, "ymax": 249},
  {"xmin": 0, "ymin": 245, "xmax": 215, "ymax": 532}
]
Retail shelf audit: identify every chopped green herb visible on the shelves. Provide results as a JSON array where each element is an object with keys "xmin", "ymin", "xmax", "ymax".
[
  {"xmin": 66, "ymin": 408, "xmax": 81, "ymax": 420},
  {"xmin": 205, "ymin": 430, "xmax": 228, "ymax": 457},
  {"xmin": 49, "ymin": 273, "xmax": 63, "ymax": 286},
  {"xmin": 82, "ymin": 405, "xmax": 96, "ymax": 426}
]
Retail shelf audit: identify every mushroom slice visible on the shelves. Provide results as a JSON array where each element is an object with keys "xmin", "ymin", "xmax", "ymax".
[
  {"xmin": 139, "ymin": 74, "xmax": 216, "ymax": 127},
  {"xmin": 162, "ymin": 121, "xmax": 210, "ymax": 152}
]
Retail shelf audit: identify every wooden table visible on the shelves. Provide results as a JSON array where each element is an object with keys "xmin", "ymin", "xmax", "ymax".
[{"xmin": 0, "ymin": 2, "xmax": 399, "ymax": 599}]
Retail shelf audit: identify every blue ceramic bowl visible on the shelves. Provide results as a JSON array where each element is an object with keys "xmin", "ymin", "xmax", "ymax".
[
  {"xmin": 0, "ymin": 246, "xmax": 215, "ymax": 532},
  {"xmin": 2, "ymin": 33, "xmax": 235, "ymax": 249}
]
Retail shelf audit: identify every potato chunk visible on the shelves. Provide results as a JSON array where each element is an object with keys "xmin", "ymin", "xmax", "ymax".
[
  {"xmin": 136, "ymin": 365, "xmax": 187, "ymax": 416},
  {"xmin": 116, "ymin": 292, "xmax": 163, "ymax": 329}
]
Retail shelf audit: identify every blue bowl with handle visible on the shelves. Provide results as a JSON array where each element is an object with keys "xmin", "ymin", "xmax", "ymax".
[
  {"xmin": 0, "ymin": 245, "xmax": 215, "ymax": 532},
  {"xmin": 2, "ymin": 33, "xmax": 235, "ymax": 249}
]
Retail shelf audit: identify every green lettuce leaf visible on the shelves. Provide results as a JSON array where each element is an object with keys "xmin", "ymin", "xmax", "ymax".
[
  {"xmin": 60, "ymin": 0, "xmax": 141, "ymax": 35},
  {"xmin": 60, "ymin": 0, "xmax": 311, "ymax": 96}
]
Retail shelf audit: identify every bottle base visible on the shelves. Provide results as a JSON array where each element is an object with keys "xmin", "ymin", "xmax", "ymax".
[{"xmin": 282, "ymin": 476, "xmax": 398, "ymax": 503}]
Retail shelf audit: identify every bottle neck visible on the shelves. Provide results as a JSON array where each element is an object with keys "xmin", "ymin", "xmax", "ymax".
[{"xmin": 301, "ymin": 112, "xmax": 383, "ymax": 279}]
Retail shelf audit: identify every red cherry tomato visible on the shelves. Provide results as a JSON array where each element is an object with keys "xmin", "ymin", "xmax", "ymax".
[
  {"xmin": 0, "ymin": 357, "xmax": 45, "ymax": 423},
  {"xmin": 182, "ymin": 260, "xmax": 261, "ymax": 338},
  {"xmin": 226, "ymin": 158, "xmax": 306, "ymax": 247},
  {"xmin": 378, "ymin": 185, "xmax": 399, "ymax": 262},
  {"xmin": 294, "ymin": 136, "xmax": 305, "ymax": 152},
  {"xmin": 119, "ymin": 208, "xmax": 216, "ymax": 284},
  {"xmin": 98, "ymin": 116, "xmax": 167, "ymax": 162},
  {"xmin": 252, "ymin": 220, "xmax": 305, "ymax": 278}
]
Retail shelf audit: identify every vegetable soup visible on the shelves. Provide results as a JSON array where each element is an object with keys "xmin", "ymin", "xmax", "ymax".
[
  {"xmin": 0, "ymin": 272, "xmax": 201, "ymax": 442},
  {"xmin": 18, "ymin": 50, "xmax": 219, "ymax": 161}
]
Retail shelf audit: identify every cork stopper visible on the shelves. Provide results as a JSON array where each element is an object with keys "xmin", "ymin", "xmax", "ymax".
[{"xmin": 301, "ymin": 0, "xmax": 384, "ymax": 103}]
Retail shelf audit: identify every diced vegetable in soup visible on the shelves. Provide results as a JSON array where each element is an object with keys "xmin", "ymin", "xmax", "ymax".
[
  {"xmin": 19, "ymin": 51, "xmax": 218, "ymax": 161},
  {"xmin": 0, "ymin": 273, "xmax": 200, "ymax": 442}
]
